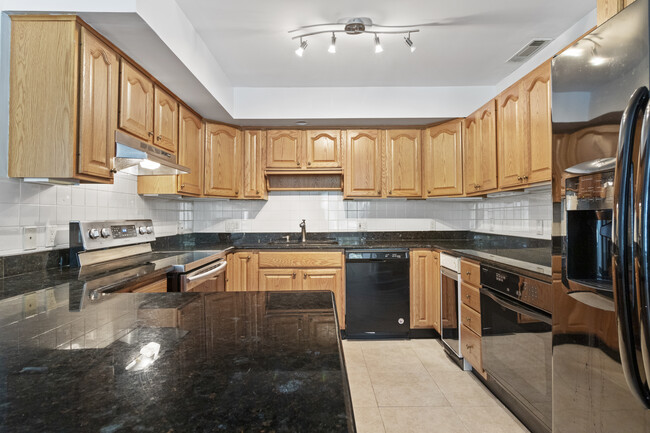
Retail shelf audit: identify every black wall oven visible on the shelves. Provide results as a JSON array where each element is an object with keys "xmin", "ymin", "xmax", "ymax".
[{"xmin": 480, "ymin": 264, "xmax": 552, "ymax": 433}]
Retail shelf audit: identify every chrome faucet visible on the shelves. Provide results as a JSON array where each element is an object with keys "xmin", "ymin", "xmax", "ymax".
[{"xmin": 299, "ymin": 219, "xmax": 307, "ymax": 243}]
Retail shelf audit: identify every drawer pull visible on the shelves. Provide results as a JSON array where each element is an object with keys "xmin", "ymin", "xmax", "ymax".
[
  {"xmin": 465, "ymin": 294, "xmax": 471, "ymax": 299},
  {"xmin": 303, "ymin": 273, "xmax": 307, "ymax": 279},
  {"xmin": 466, "ymin": 271, "xmax": 471, "ymax": 276},
  {"xmin": 292, "ymin": 272, "xmax": 296, "ymax": 279},
  {"xmin": 466, "ymin": 317, "xmax": 471, "ymax": 322},
  {"xmin": 465, "ymin": 344, "xmax": 474, "ymax": 349}
]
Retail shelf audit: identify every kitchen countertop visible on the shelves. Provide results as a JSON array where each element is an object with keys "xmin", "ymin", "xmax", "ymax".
[{"xmin": 0, "ymin": 290, "xmax": 354, "ymax": 432}]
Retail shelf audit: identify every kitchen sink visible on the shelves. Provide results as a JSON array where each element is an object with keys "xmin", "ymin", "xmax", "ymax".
[{"xmin": 268, "ymin": 239, "xmax": 339, "ymax": 246}]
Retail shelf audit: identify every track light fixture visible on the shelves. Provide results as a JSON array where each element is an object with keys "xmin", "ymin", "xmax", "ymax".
[
  {"xmin": 404, "ymin": 33, "xmax": 416, "ymax": 52},
  {"xmin": 374, "ymin": 34, "xmax": 383, "ymax": 53},
  {"xmin": 289, "ymin": 17, "xmax": 422, "ymax": 55},
  {"xmin": 328, "ymin": 33, "xmax": 336, "ymax": 53},
  {"xmin": 295, "ymin": 38, "xmax": 308, "ymax": 56}
]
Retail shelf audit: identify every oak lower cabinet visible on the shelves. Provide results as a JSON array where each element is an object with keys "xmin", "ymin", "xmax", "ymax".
[
  {"xmin": 410, "ymin": 249, "xmax": 441, "ymax": 332},
  {"xmin": 204, "ymin": 123, "xmax": 241, "ymax": 197},
  {"xmin": 344, "ymin": 130, "xmax": 383, "ymax": 198},
  {"xmin": 226, "ymin": 252, "xmax": 259, "ymax": 292},
  {"xmin": 460, "ymin": 258, "xmax": 486, "ymax": 378},
  {"xmin": 463, "ymin": 100, "xmax": 498, "ymax": 195},
  {"xmin": 385, "ymin": 129, "xmax": 422, "ymax": 197},
  {"xmin": 137, "ymin": 105, "xmax": 203, "ymax": 196},
  {"xmin": 9, "ymin": 16, "xmax": 118, "ymax": 183},
  {"xmin": 424, "ymin": 120, "xmax": 463, "ymax": 197}
]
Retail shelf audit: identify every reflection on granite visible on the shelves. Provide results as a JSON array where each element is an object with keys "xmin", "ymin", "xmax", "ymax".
[{"xmin": 0, "ymin": 291, "xmax": 353, "ymax": 432}]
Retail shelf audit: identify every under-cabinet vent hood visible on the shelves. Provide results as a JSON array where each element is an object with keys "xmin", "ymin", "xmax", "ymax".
[{"xmin": 113, "ymin": 130, "xmax": 190, "ymax": 176}]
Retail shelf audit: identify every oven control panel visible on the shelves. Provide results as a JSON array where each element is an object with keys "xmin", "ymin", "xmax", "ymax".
[
  {"xmin": 481, "ymin": 265, "xmax": 552, "ymax": 314},
  {"xmin": 70, "ymin": 220, "xmax": 155, "ymax": 251}
]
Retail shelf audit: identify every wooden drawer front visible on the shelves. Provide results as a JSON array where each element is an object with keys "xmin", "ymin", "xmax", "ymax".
[
  {"xmin": 461, "ymin": 282, "xmax": 481, "ymax": 313},
  {"xmin": 461, "ymin": 259, "xmax": 480, "ymax": 287},
  {"xmin": 132, "ymin": 279, "xmax": 167, "ymax": 293},
  {"xmin": 461, "ymin": 324, "xmax": 482, "ymax": 372},
  {"xmin": 461, "ymin": 304, "xmax": 481, "ymax": 335},
  {"xmin": 258, "ymin": 252, "xmax": 342, "ymax": 269}
]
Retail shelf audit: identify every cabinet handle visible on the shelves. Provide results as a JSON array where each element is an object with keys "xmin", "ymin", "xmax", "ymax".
[
  {"xmin": 523, "ymin": 175, "xmax": 528, "ymax": 181},
  {"xmin": 465, "ymin": 294, "xmax": 471, "ymax": 299},
  {"xmin": 427, "ymin": 190, "xmax": 431, "ymax": 194},
  {"xmin": 466, "ymin": 317, "xmax": 472, "ymax": 322},
  {"xmin": 256, "ymin": 190, "xmax": 260, "ymax": 194},
  {"xmin": 246, "ymin": 256, "xmax": 251, "ymax": 260},
  {"xmin": 475, "ymin": 184, "xmax": 481, "ymax": 189},
  {"xmin": 466, "ymin": 271, "xmax": 471, "ymax": 276},
  {"xmin": 235, "ymin": 191, "xmax": 239, "ymax": 195},
  {"xmin": 377, "ymin": 190, "xmax": 381, "ymax": 194},
  {"xmin": 307, "ymin": 161, "xmax": 311, "ymax": 165},
  {"xmin": 292, "ymin": 272, "xmax": 296, "ymax": 279},
  {"xmin": 296, "ymin": 161, "xmax": 301, "ymax": 166},
  {"xmin": 303, "ymin": 273, "xmax": 307, "ymax": 279},
  {"xmin": 389, "ymin": 190, "xmax": 392, "ymax": 194},
  {"xmin": 148, "ymin": 131, "xmax": 154, "ymax": 137},
  {"xmin": 156, "ymin": 135, "xmax": 162, "ymax": 141},
  {"xmin": 517, "ymin": 176, "xmax": 523, "ymax": 181},
  {"xmin": 181, "ymin": 184, "xmax": 185, "ymax": 189},
  {"xmin": 466, "ymin": 344, "xmax": 474, "ymax": 350}
]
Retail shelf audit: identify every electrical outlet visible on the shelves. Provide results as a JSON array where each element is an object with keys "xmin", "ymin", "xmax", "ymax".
[
  {"xmin": 357, "ymin": 221, "xmax": 367, "ymax": 231},
  {"xmin": 23, "ymin": 227, "xmax": 37, "ymax": 250},
  {"xmin": 537, "ymin": 220, "xmax": 544, "ymax": 235},
  {"xmin": 46, "ymin": 226, "xmax": 57, "ymax": 247}
]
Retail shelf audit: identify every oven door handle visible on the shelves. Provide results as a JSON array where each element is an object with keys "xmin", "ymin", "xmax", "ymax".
[
  {"xmin": 480, "ymin": 287, "xmax": 551, "ymax": 325},
  {"xmin": 187, "ymin": 261, "xmax": 227, "ymax": 282}
]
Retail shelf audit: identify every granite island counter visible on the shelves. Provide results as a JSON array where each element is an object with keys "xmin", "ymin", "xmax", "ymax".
[{"xmin": 0, "ymin": 290, "xmax": 354, "ymax": 432}]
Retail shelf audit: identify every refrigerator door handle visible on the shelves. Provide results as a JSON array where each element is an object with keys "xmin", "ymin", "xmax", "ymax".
[
  {"xmin": 613, "ymin": 85, "xmax": 650, "ymax": 409},
  {"xmin": 635, "ymin": 100, "xmax": 650, "ymax": 400}
]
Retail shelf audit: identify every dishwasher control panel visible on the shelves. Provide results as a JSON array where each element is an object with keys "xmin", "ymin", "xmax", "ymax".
[{"xmin": 346, "ymin": 250, "xmax": 409, "ymax": 260}]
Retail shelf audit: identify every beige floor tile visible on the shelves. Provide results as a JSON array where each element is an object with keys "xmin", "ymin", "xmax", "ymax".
[
  {"xmin": 353, "ymin": 406, "xmax": 386, "ymax": 433},
  {"xmin": 370, "ymin": 371, "xmax": 450, "ymax": 407},
  {"xmin": 362, "ymin": 346, "xmax": 428, "ymax": 374},
  {"xmin": 348, "ymin": 366, "xmax": 378, "ymax": 408},
  {"xmin": 455, "ymin": 405, "xmax": 530, "ymax": 433},
  {"xmin": 380, "ymin": 406, "xmax": 470, "ymax": 433},
  {"xmin": 433, "ymin": 370, "xmax": 498, "ymax": 407}
]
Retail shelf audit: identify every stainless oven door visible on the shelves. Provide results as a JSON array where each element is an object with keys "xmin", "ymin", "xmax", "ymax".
[
  {"xmin": 480, "ymin": 286, "xmax": 552, "ymax": 433},
  {"xmin": 441, "ymin": 266, "xmax": 461, "ymax": 356},
  {"xmin": 181, "ymin": 259, "xmax": 227, "ymax": 292}
]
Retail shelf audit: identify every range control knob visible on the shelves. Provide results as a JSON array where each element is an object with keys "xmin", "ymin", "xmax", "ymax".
[
  {"xmin": 88, "ymin": 228, "xmax": 100, "ymax": 239},
  {"xmin": 146, "ymin": 226, "xmax": 153, "ymax": 234},
  {"xmin": 100, "ymin": 228, "xmax": 111, "ymax": 238},
  {"xmin": 138, "ymin": 226, "xmax": 147, "ymax": 235}
]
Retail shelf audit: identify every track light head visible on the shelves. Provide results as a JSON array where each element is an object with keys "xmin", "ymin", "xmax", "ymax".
[
  {"xmin": 404, "ymin": 34, "xmax": 416, "ymax": 52},
  {"xmin": 295, "ymin": 38, "xmax": 308, "ymax": 56},
  {"xmin": 374, "ymin": 34, "xmax": 383, "ymax": 53},
  {"xmin": 328, "ymin": 33, "xmax": 336, "ymax": 53}
]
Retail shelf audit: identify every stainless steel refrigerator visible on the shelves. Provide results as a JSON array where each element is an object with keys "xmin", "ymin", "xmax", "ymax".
[{"xmin": 552, "ymin": 0, "xmax": 650, "ymax": 431}]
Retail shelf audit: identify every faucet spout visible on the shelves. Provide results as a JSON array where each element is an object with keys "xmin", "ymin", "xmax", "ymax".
[{"xmin": 299, "ymin": 219, "xmax": 307, "ymax": 243}]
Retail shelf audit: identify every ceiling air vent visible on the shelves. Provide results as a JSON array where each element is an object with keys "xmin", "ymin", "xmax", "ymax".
[{"xmin": 507, "ymin": 39, "xmax": 551, "ymax": 63}]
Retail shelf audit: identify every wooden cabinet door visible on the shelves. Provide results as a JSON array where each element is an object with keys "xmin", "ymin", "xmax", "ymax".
[
  {"xmin": 259, "ymin": 269, "xmax": 299, "ymax": 291},
  {"xmin": 462, "ymin": 115, "xmax": 479, "ymax": 194},
  {"xmin": 266, "ymin": 130, "xmax": 301, "ymax": 168},
  {"xmin": 228, "ymin": 252, "xmax": 259, "ymax": 291},
  {"xmin": 153, "ymin": 86, "xmax": 178, "ymax": 153},
  {"xmin": 597, "ymin": 0, "xmax": 624, "ymax": 25},
  {"xmin": 432, "ymin": 251, "xmax": 441, "ymax": 332},
  {"xmin": 177, "ymin": 106, "xmax": 203, "ymax": 195},
  {"xmin": 476, "ymin": 100, "xmax": 498, "ymax": 192},
  {"xmin": 385, "ymin": 129, "xmax": 422, "ymax": 197},
  {"xmin": 344, "ymin": 130, "xmax": 383, "ymax": 198},
  {"xmin": 119, "ymin": 60, "xmax": 153, "ymax": 142},
  {"xmin": 243, "ymin": 130, "xmax": 266, "ymax": 199},
  {"xmin": 410, "ymin": 249, "xmax": 436, "ymax": 329},
  {"xmin": 305, "ymin": 130, "xmax": 342, "ymax": 168},
  {"xmin": 424, "ymin": 120, "xmax": 463, "ymax": 197},
  {"xmin": 497, "ymin": 82, "xmax": 527, "ymax": 189},
  {"xmin": 301, "ymin": 269, "xmax": 344, "ymax": 330},
  {"xmin": 77, "ymin": 27, "xmax": 118, "ymax": 180},
  {"xmin": 523, "ymin": 61, "xmax": 552, "ymax": 184},
  {"xmin": 204, "ymin": 123, "xmax": 240, "ymax": 197}
]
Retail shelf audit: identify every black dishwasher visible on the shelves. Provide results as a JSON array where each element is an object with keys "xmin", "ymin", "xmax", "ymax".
[{"xmin": 345, "ymin": 249, "xmax": 410, "ymax": 339}]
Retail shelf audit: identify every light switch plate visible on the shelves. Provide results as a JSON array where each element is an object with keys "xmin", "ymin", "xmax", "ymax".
[
  {"xmin": 46, "ymin": 226, "xmax": 57, "ymax": 247},
  {"xmin": 537, "ymin": 220, "xmax": 544, "ymax": 235},
  {"xmin": 23, "ymin": 226, "xmax": 37, "ymax": 250}
]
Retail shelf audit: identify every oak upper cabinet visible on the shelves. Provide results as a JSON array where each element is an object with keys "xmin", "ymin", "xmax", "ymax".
[
  {"xmin": 497, "ymin": 81, "xmax": 528, "ymax": 189},
  {"xmin": 243, "ymin": 130, "xmax": 267, "ymax": 199},
  {"xmin": 344, "ymin": 130, "xmax": 383, "ymax": 198},
  {"xmin": 9, "ymin": 16, "xmax": 117, "ymax": 183},
  {"xmin": 153, "ymin": 86, "xmax": 179, "ymax": 153},
  {"xmin": 424, "ymin": 120, "xmax": 463, "ymax": 197},
  {"xmin": 305, "ymin": 130, "xmax": 342, "ymax": 168},
  {"xmin": 410, "ymin": 249, "xmax": 441, "ymax": 332},
  {"xmin": 597, "ymin": 0, "xmax": 635, "ymax": 25},
  {"xmin": 177, "ymin": 107, "xmax": 203, "ymax": 195},
  {"xmin": 119, "ymin": 60, "xmax": 154, "ymax": 143},
  {"xmin": 523, "ymin": 61, "xmax": 552, "ymax": 184},
  {"xmin": 266, "ymin": 130, "xmax": 302, "ymax": 168},
  {"xmin": 226, "ymin": 252, "xmax": 259, "ymax": 292},
  {"xmin": 385, "ymin": 130, "xmax": 422, "ymax": 197},
  {"xmin": 204, "ymin": 123, "xmax": 240, "ymax": 197},
  {"xmin": 463, "ymin": 100, "xmax": 498, "ymax": 195}
]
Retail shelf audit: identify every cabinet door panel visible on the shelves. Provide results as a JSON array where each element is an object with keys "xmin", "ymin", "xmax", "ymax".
[
  {"xmin": 259, "ymin": 269, "xmax": 299, "ymax": 291},
  {"xmin": 497, "ymin": 83, "xmax": 527, "ymax": 188},
  {"xmin": 424, "ymin": 121, "xmax": 463, "ymax": 197},
  {"xmin": 243, "ymin": 130, "xmax": 266, "ymax": 199},
  {"xmin": 524, "ymin": 62, "xmax": 552, "ymax": 184},
  {"xmin": 302, "ymin": 269, "xmax": 344, "ymax": 329},
  {"xmin": 410, "ymin": 250, "xmax": 436, "ymax": 329},
  {"xmin": 344, "ymin": 130, "xmax": 382, "ymax": 197},
  {"xmin": 462, "ymin": 116, "xmax": 479, "ymax": 194},
  {"xmin": 153, "ymin": 86, "xmax": 178, "ymax": 153},
  {"xmin": 306, "ymin": 130, "xmax": 341, "ymax": 168},
  {"xmin": 266, "ymin": 130, "xmax": 301, "ymax": 168},
  {"xmin": 229, "ymin": 252, "xmax": 259, "ymax": 292},
  {"xmin": 204, "ymin": 123, "xmax": 240, "ymax": 197},
  {"xmin": 477, "ymin": 100, "xmax": 498, "ymax": 192},
  {"xmin": 177, "ymin": 107, "xmax": 203, "ymax": 195},
  {"xmin": 385, "ymin": 130, "xmax": 422, "ymax": 197},
  {"xmin": 78, "ymin": 28, "xmax": 118, "ymax": 180},
  {"xmin": 119, "ymin": 60, "xmax": 153, "ymax": 142}
]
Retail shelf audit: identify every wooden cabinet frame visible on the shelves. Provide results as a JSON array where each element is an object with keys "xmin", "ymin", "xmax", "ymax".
[{"xmin": 424, "ymin": 120, "xmax": 463, "ymax": 197}]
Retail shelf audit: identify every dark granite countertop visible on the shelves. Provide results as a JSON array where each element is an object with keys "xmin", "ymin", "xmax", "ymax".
[{"xmin": 0, "ymin": 290, "xmax": 354, "ymax": 432}]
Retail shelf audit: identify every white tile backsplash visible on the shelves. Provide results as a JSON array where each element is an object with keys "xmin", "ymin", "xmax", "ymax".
[{"xmin": 0, "ymin": 174, "xmax": 552, "ymax": 256}]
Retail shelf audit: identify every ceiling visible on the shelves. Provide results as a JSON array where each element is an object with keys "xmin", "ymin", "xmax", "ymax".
[{"xmin": 175, "ymin": 0, "xmax": 595, "ymax": 88}]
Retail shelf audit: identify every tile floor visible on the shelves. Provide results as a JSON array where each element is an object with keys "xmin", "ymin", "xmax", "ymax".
[{"xmin": 342, "ymin": 338, "xmax": 530, "ymax": 433}]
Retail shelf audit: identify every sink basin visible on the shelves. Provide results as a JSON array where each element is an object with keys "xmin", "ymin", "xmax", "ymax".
[{"xmin": 268, "ymin": 239, "xmax": 339, "ymax": 246}]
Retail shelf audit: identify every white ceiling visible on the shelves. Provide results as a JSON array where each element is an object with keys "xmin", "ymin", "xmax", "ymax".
[{"xmin": 175, "ymin": 0, "xmax": 595, "ymax": 88}]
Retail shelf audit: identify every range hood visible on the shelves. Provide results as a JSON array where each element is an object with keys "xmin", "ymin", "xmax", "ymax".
[{"xmin": 114, "ymin": 130, "xmax": 190, "ymax": 176}]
